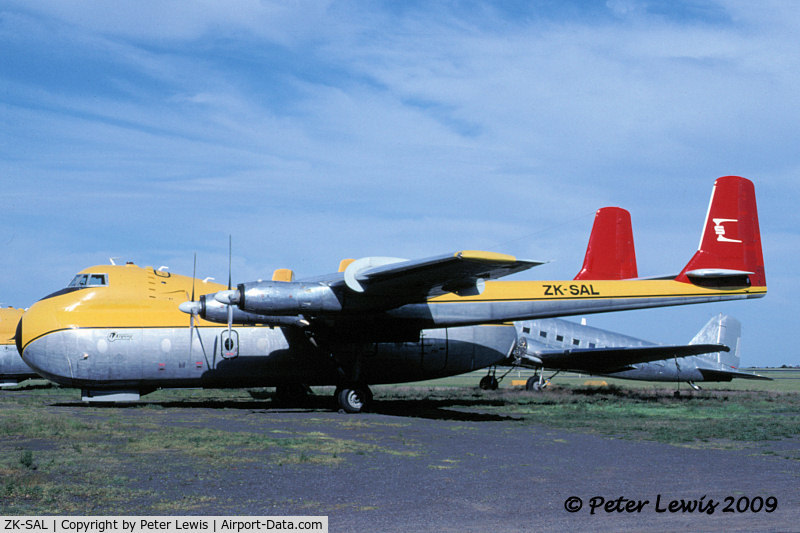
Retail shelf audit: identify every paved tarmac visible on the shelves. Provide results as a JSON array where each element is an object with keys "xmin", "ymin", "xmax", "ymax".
[
  {"xmin": 218, "ymin": 409, "xmax": 799, "ymax": 532},
  {"xmin": 78, "ymin": 400, "xmax": 800, "ymax": 531}
]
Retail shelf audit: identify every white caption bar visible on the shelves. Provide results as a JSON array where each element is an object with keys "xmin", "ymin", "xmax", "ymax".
[{"xmin": 1, "ymin": 517, "xmax": 328, "ymax": 533}]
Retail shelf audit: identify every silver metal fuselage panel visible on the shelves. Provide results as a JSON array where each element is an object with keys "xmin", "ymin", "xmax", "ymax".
[
  {"xmin": 0, "ymin": 344, "xmax": 39, "ymax": 381},
  {"xmin": 22, "ymin": 325, "xmax": 516, "ymax": 390}
]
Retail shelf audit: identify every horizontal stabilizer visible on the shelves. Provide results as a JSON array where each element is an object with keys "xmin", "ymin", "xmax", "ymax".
[
  {"xmin": 697, "ymin": 368, "xmax": 772, "ymax": 381},
  {"xmin": 520, "ymin": 343, "xmax": 729, "ymax": 374}
]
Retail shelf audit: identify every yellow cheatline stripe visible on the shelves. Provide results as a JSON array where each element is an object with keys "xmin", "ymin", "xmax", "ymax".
[
  {"xmin": 430, "ymin": 280, "xmax": 766, "ymax": 302},
  {"xmin": 455, "ymin": 250, "xmax": 517, "ymax": 263}
]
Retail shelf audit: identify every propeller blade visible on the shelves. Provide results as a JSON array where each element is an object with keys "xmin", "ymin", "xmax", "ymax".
[
  {"xmin": 227, "ymin": 300, "xmax": 233, "ymax": 347},
  {"xmin": 189, "ymin": 313, "xmax": 194, "ymax": 359},
  {"xmin": 191, "ymin": 253, "xmax": 197, "ymax": 302}
]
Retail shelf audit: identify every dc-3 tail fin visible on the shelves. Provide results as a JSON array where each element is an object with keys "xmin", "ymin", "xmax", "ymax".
[
  {"xmin": 574, "ymin": 207, "xmax": 638, "ymax": 280},
  {"xmin": 689, "ymin": 313, "xmax": 741, "ymax": 369},
  {"xmin": 675, "ymin": 176, "xmax": 766, "ymax": 288}
]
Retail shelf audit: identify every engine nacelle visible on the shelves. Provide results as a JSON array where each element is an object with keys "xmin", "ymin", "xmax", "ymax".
[
  {"xmin": 238, "ymin": 281, "xmax": 343, "ymax": 316},
  {"xmin": 199, "ymin": 294, "xmax": 308, "ymax": 326}
]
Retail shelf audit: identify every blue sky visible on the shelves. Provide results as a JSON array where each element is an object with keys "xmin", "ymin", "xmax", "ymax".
[{"xmin": 2, "ymin": 1, "xmax": 798, "ymax": 366}]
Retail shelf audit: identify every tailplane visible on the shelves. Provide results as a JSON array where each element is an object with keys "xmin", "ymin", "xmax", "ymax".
[
  {"xmin": 574, "ymin": 207, "xmax": 638, "ymax": 280},
  {"xmin": 676, "ymin": 176, "xmax": 766, "ymax": 287}
]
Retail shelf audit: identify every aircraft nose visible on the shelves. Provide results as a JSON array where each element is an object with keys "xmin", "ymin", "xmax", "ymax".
[
  {"xmin": 16, "ymin": 305, "xmax": 75, "ymax": 386},
  {"xmin": 20, "ymin": 330, "xmax": 75, "ymax": 386}
]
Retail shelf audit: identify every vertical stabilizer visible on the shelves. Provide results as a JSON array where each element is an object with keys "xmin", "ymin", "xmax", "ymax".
[
  {"xmin": 574, "ymin": 206, "xmax": 638, "ymax": 280},
  {"xmin": 690, "ymin": 314, "xmax": 741, "ymax": 368},
  {"xmin": 676, "ymin": 176, "xmax": 766, "ymax": 287}
]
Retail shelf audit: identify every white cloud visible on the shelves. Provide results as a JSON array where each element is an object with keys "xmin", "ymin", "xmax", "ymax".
[{"xmin": 2, "ymin": 1, "xmax": 798, "ymax": 365}]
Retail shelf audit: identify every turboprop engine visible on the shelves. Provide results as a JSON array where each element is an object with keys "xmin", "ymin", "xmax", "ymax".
[{"xmin": 213, "ymin": 281, "xmax": 343, "ymax": 316}]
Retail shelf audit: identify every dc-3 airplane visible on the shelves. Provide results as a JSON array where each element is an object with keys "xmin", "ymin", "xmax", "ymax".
[
  {"xmin": 16, "ymin": 176, "xmax": 766, "ymax": 412},
  {"xmin": 506, "ymin": 313, "xmax": 769, "ymax": 392},
  {"xmin": 1, "ymin": 307, "xmax": 38, "ymax": 387}
]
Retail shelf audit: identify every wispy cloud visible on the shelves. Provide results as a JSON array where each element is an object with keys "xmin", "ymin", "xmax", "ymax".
[{"xmin": 1, "ymin": 1, "xmax": 797, "ymax": 364}]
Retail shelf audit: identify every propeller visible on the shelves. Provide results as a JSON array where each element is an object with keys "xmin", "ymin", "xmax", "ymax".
[
  {"xmin": 179, "ymin": 254, "xmax": 207, "ymax": 362},
  {"xmin": 227, "ymin": 236, "xmax": 233, "ymax": 342}
]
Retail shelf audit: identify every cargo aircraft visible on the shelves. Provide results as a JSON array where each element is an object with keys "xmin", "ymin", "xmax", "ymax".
[
  {"xmin": 1, "ymin": 307, "xmax": 38, "ymax": 387},
  {"xmin": 16, "ymin": 176, "xmax": 766, "ymax": 412},
  {"xmin": 508, "ymin": 314, "xmax": 768, "ymax": 391}
]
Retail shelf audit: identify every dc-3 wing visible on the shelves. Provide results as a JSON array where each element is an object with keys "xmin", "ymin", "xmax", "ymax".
[
  {"xmin": 518, "ymin": 343, "xmax": 730, "ymax": 374},
  {"xmin": 335, "ymin": 251, "xmax": 544, "ymax": 299}
]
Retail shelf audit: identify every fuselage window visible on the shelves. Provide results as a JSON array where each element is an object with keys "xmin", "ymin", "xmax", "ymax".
[
  {"xmin": 68, "ymin": 274, "xmax": 88, "ymax": 287},
  {"xmin": 572, "ymin": 338, "xmax": 580, "ymax": 346},
  {"xmin": 539, "ymin": 331, "xmax": 547, "ymax": 338},
  {"xmin": 556, "ymin": 335, "xmax": 564, "ymax": 342},
  {"xmin": 522, "ymin": 326, "xmax": 530, "ymax": 334},
  {"xmin": 589, "ymin": 342, "xmax": 596, "ymax": 348}
]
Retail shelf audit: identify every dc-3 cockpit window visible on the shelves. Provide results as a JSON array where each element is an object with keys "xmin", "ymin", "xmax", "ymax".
[{"xmin": 68, "ymin": 274, "xmax": 108, "ymax": 288}]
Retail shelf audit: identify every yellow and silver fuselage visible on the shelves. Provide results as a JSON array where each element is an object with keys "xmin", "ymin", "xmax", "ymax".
[{"xmin": 18, "ymin": 264, "xmax": 516, "ymax": 396}]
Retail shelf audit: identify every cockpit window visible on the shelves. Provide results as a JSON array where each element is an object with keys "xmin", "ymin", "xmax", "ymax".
[{"xmin": 68, "ymin": 274, "xmax": 108, "ymax": 287}]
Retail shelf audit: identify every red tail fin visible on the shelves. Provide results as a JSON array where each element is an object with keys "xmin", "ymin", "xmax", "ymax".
[
  {"xmin": 574, "ymin": 207, "xmax": 638, "ymax": 280},
  {"xmin": 675, "ymin": 176, "xmax": 766, "ymax": 286}
]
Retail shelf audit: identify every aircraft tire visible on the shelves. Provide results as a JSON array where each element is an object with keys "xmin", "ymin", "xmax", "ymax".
[
  {"xmin": 479, "ymin": 375, "xmax": 499, "ymax": 390},
  {"xmin": 337, "ymin": 387, "xmax": 368, "ymax": 413}
]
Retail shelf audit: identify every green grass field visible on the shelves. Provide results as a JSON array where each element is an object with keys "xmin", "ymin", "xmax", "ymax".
[{"xmin": 389, "ymin": 367, "xmax": 800, "ymax": 392}]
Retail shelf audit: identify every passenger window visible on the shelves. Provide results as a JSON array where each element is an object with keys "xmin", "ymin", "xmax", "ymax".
[
  {"xmin": 572, "ymin": 339, "xmax": 580, "ymax": 346},
  {"xmin": 589, "ymin": 342, "xmax": 596, "ymax": 348},
  {"xmin": 539, "ymin": 331, "xmax": 547, "ymax": 338},
  {"xmin": 556, "ymin": 335, "xmax": 564, "ymax": 342}
]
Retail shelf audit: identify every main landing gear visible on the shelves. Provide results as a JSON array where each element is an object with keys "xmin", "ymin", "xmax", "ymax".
[
  {"xmin": 479, "ymin": 374, "xmax": 499, "ymax": 390},
  {"xmin": 478, "ymin": 366, "xmax": 518, "ymax": 390},
  {"xmin": 334, "ymin": 385, "xmax": 373, "ymax": 413}
]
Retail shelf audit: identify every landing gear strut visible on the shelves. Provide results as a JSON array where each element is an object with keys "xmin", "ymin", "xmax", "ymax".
[
  {"xmin": 525, "ymin": 370, "xmax": 557, "ymax": 391},
  {"xmin": 479, "ymin": 368, "xmax": 499, "ymax": 390}
]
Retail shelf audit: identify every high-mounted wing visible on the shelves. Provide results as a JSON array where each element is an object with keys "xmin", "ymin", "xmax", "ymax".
[
  {"xmin": 198, "ymin": 250, "xmax": 543, "ymax": 322},
  {"xmin": 340, "ymin": 250, "xmax": 544, "ymax": 298},
  {"xmin": 517, "ymin": 343, "xmax": 729, "ymax": 373}
]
